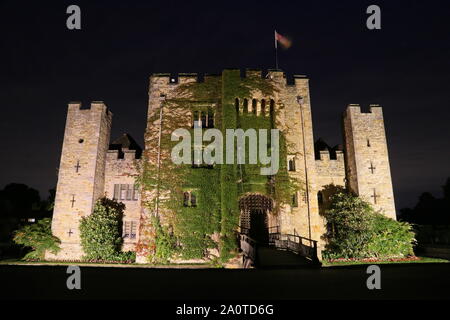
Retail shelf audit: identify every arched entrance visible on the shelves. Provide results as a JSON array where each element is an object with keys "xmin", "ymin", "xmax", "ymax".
[{"xmin": 239, "ymin": 194, "xmax": 274, "ymax": 244}]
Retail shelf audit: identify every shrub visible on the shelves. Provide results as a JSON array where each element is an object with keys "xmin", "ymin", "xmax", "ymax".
[
  {"xmin": 366, "ymin": 213, "xmax": 416, "ymax": 258},
  {"xmin": 13, "ymin": 218, "xmax": 60, "ymax": 260},
  {"xmin": 323, "ymin": 190, "xmax": 416, "ymax": 259},
  {"xmin": 79, "ymin": 198, "xmax": 134, "ymax": 262}
]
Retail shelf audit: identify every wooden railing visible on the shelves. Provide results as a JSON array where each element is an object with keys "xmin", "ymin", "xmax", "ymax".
[
  {"xmin": 240, "ymin": 233, "xmax": 257, "ymax": 268},
  {"xmin": 269, "ymin": 227, "xmax": 319, "ymax": 263}
]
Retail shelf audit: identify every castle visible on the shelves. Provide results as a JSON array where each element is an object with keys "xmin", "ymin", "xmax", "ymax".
[{"xmin": 46, "ymin": 69, "xmax": 396, "ymax": 263}]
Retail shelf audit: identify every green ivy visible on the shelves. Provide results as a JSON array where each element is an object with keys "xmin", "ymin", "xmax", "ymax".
[
  {"xmin": 150, "ymin": 215, "xmax": 177, "ymax": 263},
  {"xmin": 139, "ymin": 70, "xmax": 299, "ymax": 263}
]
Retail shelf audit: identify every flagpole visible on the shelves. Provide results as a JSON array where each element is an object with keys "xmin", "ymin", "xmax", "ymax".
[
  {"xmin": 274, "ymin": 30, "xmax": 279, "ymax": 70},
  {"xmin": 275, "ymin": 44, "xmax": 279, "ymax": 70}
]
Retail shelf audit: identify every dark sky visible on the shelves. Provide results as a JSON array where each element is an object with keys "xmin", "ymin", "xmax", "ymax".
[{"xmin": 1, "ymin": 0, "xmax": 449, "ymax": 210}]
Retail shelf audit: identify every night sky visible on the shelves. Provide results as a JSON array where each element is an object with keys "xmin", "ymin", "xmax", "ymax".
[{"xmin": 1, "ymin": 0, "xmax": 449, "ymax": 211}]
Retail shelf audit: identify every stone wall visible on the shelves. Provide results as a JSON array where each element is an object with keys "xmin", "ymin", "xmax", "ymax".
[
  {"xmin": 105, "ymin": 150, "xmax": 142, "ymax": 252},
  {"xmin": 138, "ymin": 70, "xmax": 329, "ymax": 261},
  {"xmin": 48, "ymin": 70, "xmax": 397, "ymax": 264},
  {"xmin": 315, "ymin": 150, "xmax": 346, "ymax": 189},
  {"xmin": 343, "ymin": 104, "xmax": 396, "ymax": 219},
  {"xmin": 46, "ymin": 102, "xmax": 112, "ymax": 260}
]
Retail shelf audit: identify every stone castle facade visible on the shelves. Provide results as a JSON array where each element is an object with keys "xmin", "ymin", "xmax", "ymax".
[{"xmin": 46, "ymin": 69, "xmax": 396, "ymax": 262}]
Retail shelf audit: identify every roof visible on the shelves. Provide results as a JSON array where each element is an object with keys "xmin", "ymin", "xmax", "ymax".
[
  {"xmin": 109, "ymin": 133, "xmax": 142, "ymax": 158},
  {"xmin": 314, "ymin": 138, "xmax": 342, "ymax": 160}
]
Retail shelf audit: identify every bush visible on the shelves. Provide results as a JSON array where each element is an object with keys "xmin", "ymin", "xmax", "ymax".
[
  {"xmin": 323, "ymin": 190, "xmax": 416, "ymax": 259},
  {"xmin": 79, "ymin": 198, "xmax": 134, "ymax": 262},
  {"xmin": 367, "ymin": 213, "xmax": 416, "ymax": 258},
  {"xmin": 13, "ymin": 218, "xmax": 60, "ymax": 260}
]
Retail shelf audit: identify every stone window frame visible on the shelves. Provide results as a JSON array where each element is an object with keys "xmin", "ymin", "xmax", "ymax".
[
  {"xmin": 287, "ymin": 155, "xmax": 296, "ymax": 172},
  {"xmin": 183, "ymin": 190, "xmax": 198, "ymax": 207},
  {"xmin": 192, "ymin": 107, "xmax": 215, "ymax": 129},
  {"xmin": 113, "ymin": 184, "xmax": 139, "ymax": 201}
]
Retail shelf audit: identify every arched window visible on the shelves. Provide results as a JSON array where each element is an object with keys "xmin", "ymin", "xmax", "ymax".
[
  {"xmin": 207, "ymin": 108, "xmax": 214, "ymax": 128},
  {"xmin": 269, "ymin": 99, "xmax": 275, "ymax": 118},
  {"xmin": 192, "ymin": 110, "xmax": 200, "ymax": 128},
  {"xmin": 201, "ymin": 111, "xmax": 207, "ymax": 127},
  {"xmin": 190, "ymin": 193, "xmax": 197, "ymax": 207},
  {"xmin": 252, "ymin": 99, "xmax": 257, "ymax": 115},
  {"xmin": 235, "ymin": 98, "xmax": 239, "ymax": 113},
  {"xmin": 261, "ymin": 99, "xmax": 266, "ymax": 116},
  {"xmin": 183, "ymin": 192, "xmax": 190, "ymax": 207},
  {"xmin": 269, "ymin": 99, "xmax": 275, "ymax": 115},
  {"xmin": 243, "ymin": 99, "xmax": 248, "ymax": 114},
  {"xmin": 288, "ymin": 158, "xmax": 296, "ymax": 171}
]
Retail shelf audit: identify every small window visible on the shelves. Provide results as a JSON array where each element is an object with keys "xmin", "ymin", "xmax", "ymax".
[
  {"xmin": 123, "ymin": 221, "xmax": 137, "ymax": 239},
  {"xmin": 130, "ymin": 221, "xmax": 137, "ymax": 239},
  {"xmin": 207, "ymin": 109, "xmax": 214, "ymax": 128},
  {"xmin": 318, "ymin": 191, "xmax": 324, "ymax": 205},
  {"xmin": 190, "ymin": 193, "xmax": 197, "ymax": 207},
  {"xmin": 193, "ymin": 110, "xmax": 201, "ymax": 128},
  {"xmin": 133, "ymin": 185, "xmax": 139, "ymax": 200},
  {"xmin": 243, "ymin": 99, "xmax": 248, "ymax": 114},
  {"xmin": 113, "ymin": 184, "xmax": 120, "ymax": 200},
  {"xmin": 292, "ymin": 193, "xmax": 298, "ymax": 207},
  {"xmin": 183, "ymin": 191, "xmax": 197, "ymax": 207},
  {"xmin": 183, "ymin": 192, "xmax": 190, "ymax": 207},
  {"xmin": 261, "ymin": 99, "xmax": 266, "ymax": 115},
  {"xmin": 201, "ymin": 111, "xmax": 207, "ymax": 127},
  {"xmin": 235, "ymin": 98, "xmax": 239, "ymax": 113},
  {"xmin": 192, "ymin": 109, "xmax": 214, "ymax": 128},
  {"xmin": 114, "ymin": 184, "xmax": 138, "ymax": 201},
  {"xmin": 123, "ymin": 221, "xmax": 130, "ymax": 238},
  {"xmin": 270, "ymin": 99, "xmax": 275, "ymax": 118},
  {"xmin": 120, "ymin": 184, "xmax": 128, "ymax": 200},
  {"xmin": 288, "ymin": 158, "xmax": 296, "ymax": 171},
  {"xmin": 252, "ymin": 99, "xmax": 257, "ymax": 114},
  {"xmin": 367, "ymin": 139, "xmax": 371, "ymax": 147}
]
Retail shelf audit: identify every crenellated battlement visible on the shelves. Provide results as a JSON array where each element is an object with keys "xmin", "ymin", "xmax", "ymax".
[
  {"xmin": 316, "ymin": 149, "xmax": 344, "ymax": 162},
  {"xmin": 149, "ymin": 69, "xmax": 308, "ymax": 88},
  {"xmin": 315, "ymin": 149, "xmax": 345, "ymax": 183},
  {"xmin": 106, "ymin": 148, "xmax": 140, "ymax": 161},
  {"xmin": 345, "ymin": 103, "xmax": 383, "ymax": 116},
  {"xmin": 68, "ymin": 101, "xmax": 111, "ymax": 115}
]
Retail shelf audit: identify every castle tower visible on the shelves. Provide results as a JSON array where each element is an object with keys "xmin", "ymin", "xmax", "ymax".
[
  {"xmin": 264, "ymin": 71, "xmax": 324, "ymax": 256},
  {"xmin": 46, "ymin": 102, "xmax": 112, "ymax": 260},
  {"xmin": 343, "ymin": 104, "xmax": 396, "ymax": 219}
]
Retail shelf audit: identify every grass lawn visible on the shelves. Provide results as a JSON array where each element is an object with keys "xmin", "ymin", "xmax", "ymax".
[
  {"xmin": 322, "ymin": 256, "xmax": 449, "ymax": 267},
  {"xmin": 0, "ymin": 258, "xmax": 216, "ymax": 268}
]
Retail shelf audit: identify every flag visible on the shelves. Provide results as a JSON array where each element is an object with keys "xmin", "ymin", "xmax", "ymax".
[{"xmin": 275, "ymin": 30, "xmax": 292, "ymax": 49}]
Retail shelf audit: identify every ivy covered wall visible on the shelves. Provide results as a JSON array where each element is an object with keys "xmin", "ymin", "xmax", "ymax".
[{"xmin": 139, "ymin": 70, "xmax": 298, "ymax": 263}]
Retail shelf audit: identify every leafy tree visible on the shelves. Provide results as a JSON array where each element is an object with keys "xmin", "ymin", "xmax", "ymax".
[
  {"xmin": 0, "ymin": 183, "xmax": 40, "ymax": 217},
  {"xmin": 323, "ymin": 190, "xmax": 416, "ymax": 259},
  {"xmin": 13, "ymin": 218, "xmax": 60, "ymax": 260},
  {"xmin": 399, "ymin": 177, "xmax": 450, "ymax": 225},
  {"xmin": 79, "ymin": 198, "xmax": 134, "ymax": 262}
]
